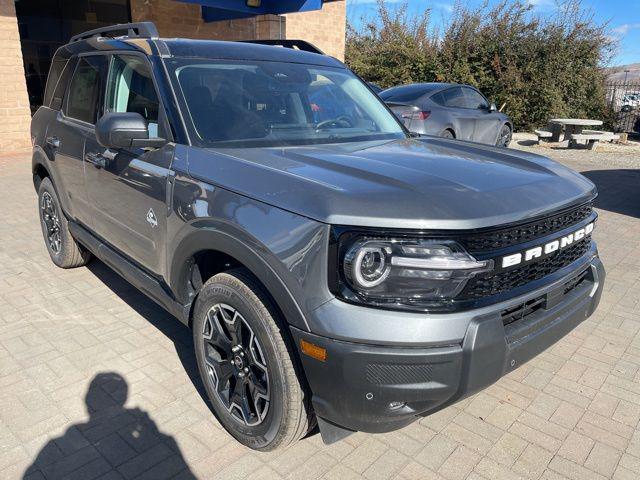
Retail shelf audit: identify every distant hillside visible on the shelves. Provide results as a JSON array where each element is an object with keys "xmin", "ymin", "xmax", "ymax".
[{"xmin": 608, "ymin": 63, "xmax": 640, "ymax": 82}]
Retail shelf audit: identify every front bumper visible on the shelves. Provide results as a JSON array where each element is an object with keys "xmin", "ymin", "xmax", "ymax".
[{"xmin": 291, "ymin": 253, "xmax": 604, "ymax": 434}]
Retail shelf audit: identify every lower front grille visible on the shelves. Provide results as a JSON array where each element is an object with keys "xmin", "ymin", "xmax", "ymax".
[
  {"xmin": 499, "ymin": 267, "xmax": 591, "ymax": 326},
  {"xmin": 365, "ymin": 363, "xmax": 432, "ymax": 385},
  {"xmin": 501, "ymin": 296, "xmax": 545, "ymax": 326},
  {"xmin": 461, "ymin": 238, "xmax": 591, "ymax": 300}
]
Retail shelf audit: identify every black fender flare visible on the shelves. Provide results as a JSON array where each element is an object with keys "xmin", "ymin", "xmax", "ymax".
[
  {"xmin": 32, "ymin": 146, "xmax": 52, "ymax": 185},
  {"xmin": 169, "ymin": 227, "xmax": 311, "ymax": 332},
  {"xmin": 31, "ymin": 147, "xmax": 71, "ymax": 214}
]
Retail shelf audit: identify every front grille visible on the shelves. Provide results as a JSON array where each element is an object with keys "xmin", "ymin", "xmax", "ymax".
[
  {"xmin": 501, "ymin": 295, "xmax": 545, "ymax": 326},
  {"xmin": 461, "ymin": 202, "xmax": 593, "ymax": 253},
  {"xmin": 460, "ymin": 238, "xmax": 591, "ymax": 299}
]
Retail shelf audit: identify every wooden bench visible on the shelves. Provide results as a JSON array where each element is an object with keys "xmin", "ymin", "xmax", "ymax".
[{"xmin": 569, "ymin": 130, "xmax": 620, "ymax": 150}]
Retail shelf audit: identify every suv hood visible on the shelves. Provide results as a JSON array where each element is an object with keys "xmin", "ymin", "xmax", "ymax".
[{"xmin": 186, "ymin": 138, "xmax": 596, "ymax": 230}]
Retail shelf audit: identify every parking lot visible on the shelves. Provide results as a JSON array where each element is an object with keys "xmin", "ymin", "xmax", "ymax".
[{"xmin": 1, "ymin": 145, "xmax": 640, "ymax": 480}]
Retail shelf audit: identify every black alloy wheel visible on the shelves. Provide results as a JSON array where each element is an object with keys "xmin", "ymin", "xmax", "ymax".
[
  {"xmin": 192, "ymin": 268, "xmax": 314, "ymax": 450},
  {"xmin": 201, "ymin": 303, "xmax": 270, "ymax": 426},
  {"xmin": 41, "ymin": 191, "xmax": 62, "ymax": 254}
]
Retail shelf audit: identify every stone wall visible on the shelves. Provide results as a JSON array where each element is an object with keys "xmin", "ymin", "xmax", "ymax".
[
  {"xmin": 284, "ymin": 1, "xmax": 346, "ymax": 60},
  {"xmin": 0, "ymin": 0, "xmax": 31, "ymax": 153},
  {"xmin": 130, "ymin": 0, "xmax": 345, "ymax": 59}
]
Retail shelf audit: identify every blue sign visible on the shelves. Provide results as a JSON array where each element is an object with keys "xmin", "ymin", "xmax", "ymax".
[{"xmin": 178, "ymin": 0, "xmax": 324, "ymax": 22}]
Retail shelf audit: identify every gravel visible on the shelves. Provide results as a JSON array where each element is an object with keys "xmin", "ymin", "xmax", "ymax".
[{"xmin": 511, "ymin": 132, "xmax": 640, "ymax": 169}]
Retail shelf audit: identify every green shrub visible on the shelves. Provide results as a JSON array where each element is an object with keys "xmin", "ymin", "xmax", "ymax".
[{"xmin": 346, "ymin": 0, "xmax": 615, "ymax": 131}]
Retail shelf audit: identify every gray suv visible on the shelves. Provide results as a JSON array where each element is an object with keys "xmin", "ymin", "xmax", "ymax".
[{"xmin": 32, "ymin": 22, "xmax": 604, "ymax": 451}]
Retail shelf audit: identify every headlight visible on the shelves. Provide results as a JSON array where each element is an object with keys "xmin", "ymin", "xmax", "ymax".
[{"xmin": 333, "ymin": 235, "xmax": 493, "ymax": 310}]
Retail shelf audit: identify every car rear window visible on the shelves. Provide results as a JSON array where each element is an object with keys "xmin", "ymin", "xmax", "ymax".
[{"xmin": 379, "ymin": 85, "xmax": 433, "ymax": 103}]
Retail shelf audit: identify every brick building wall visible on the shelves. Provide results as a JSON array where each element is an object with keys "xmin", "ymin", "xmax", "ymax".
[
  {"xmin": 0, "ymin": 0, "xmax": 345, "ymax": 154},
  {"xmin": 285, "ymin": 1, "xmax": 346, "ymax": 60},
  {"xmin": 131, "ymin": 0, "xmax": 345, "ymax": 59},
  {"xmin": 0, "ymin": 0, "xmax": 31, "ymax": 153},
  {"xmin": 130, "ymin": 0, "xmax": 284, "ymax": 41}
]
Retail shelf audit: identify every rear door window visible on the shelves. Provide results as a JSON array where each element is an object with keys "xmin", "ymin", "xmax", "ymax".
[{"xmin": 64, "ymin": 56, "xmax": 107, "ymax": 124}]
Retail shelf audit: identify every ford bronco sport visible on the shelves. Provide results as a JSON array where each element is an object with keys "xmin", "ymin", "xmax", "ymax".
[{"xmin": 32, "ymin": 22, "xmax": 605, "ymax": 451}]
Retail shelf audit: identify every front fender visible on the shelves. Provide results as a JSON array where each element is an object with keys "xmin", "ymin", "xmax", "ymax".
[
  {"xmin": 166, "ymin": 175, "xmax": 333, "ymax": 332},
  {"xmin": 170, "ymin": 227, "xmax": 312, "ymax": 331}
]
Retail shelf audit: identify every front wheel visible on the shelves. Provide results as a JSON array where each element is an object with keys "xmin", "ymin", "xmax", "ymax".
[
  {"xmin": 193, "ymin": 268, "xmax": 314, "ymax": 451},
  {"xmin": 497, "ymin": 124, "xmax": 512, "ymax": 147}
]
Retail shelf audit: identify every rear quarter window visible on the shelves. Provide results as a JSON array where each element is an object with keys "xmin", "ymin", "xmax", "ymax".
[{"xmin": 43, "ymin": 57, "xmax": 75, "ymax": 110}]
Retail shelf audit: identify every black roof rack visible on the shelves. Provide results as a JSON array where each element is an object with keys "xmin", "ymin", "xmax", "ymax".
[
  {"xmin": 238, "ymin": 39, "xmax": 324, "ymax": 55},
  {"xmin": 70, "ymin": 22, "xmax": 159, "ymax": 43}
]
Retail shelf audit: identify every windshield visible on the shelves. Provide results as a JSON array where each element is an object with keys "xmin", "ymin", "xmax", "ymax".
[{"xmin": 167, "ymin": 58, "xmax": 406, "ymax": 147}]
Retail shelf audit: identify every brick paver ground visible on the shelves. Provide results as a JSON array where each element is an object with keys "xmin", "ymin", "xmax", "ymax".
[{"xmin": 1, "ymin": 147, "xmax": 640, "ymax": 480}]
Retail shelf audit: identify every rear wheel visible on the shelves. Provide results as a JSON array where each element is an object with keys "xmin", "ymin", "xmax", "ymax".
[
  {"xmin": 193, "ymin": 268, "xmax": 313, "ymax": 451},
  {"xmin": 439, "ymin": 129, "xmax": 455, "ymax": 139},
  {"xmin": 37, "ymin": 177, "xmax": 91, "ymax": 268},
  {"xmin": 497, "ymin": 124, "xmax": 512, "ymax": 147}
]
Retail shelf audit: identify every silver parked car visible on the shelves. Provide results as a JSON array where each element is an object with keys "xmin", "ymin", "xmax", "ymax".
[{"xmin": 380, "ymin": 83, "xmax": 513, "ymax": 147}]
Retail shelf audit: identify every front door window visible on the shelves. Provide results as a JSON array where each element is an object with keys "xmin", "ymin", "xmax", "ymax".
[{"xmin": 105, "ymin": 55, "xmax": 160, "ymax": 137}]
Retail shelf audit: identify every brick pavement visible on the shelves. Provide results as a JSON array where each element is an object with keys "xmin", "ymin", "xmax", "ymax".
[{"xmin": 1, "ymin": 148, "xmax": 640, "ymax": 479}]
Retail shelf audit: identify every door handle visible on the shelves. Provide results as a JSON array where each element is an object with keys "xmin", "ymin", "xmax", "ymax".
[
  {"xmin": 46, "ymin": 136, "xmax": 60, "ymax": 149},
  {"xmin": 84, "ymin": 152, "xmax": 107, "ymax": 169}
]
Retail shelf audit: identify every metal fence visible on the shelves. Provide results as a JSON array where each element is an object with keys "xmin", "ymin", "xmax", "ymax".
[{"xmin": 605, "ymin": 81, "xmax": 640, "ymax": 133}]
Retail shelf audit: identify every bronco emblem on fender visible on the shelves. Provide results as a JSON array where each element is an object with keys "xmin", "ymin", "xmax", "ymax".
[{"xmin": 146, "ymin": 208, "xmax": 158, "ymax": 228}]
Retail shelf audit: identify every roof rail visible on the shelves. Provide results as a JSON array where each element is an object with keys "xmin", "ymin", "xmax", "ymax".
[
  {"xmin": 238, "ymin": 39, "xmax": 324, "ymax": 55},
  {"xmin": 69, "ymin": 22, "xmax": 159, "ymax": 43}
]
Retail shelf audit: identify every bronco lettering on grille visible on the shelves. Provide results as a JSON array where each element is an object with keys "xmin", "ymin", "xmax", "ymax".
[{"xmin": 501, "ymin": 223, "xmax": 594, "ymax": 268}]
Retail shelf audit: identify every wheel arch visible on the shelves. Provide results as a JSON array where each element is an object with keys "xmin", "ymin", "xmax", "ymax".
[
  {"xmin": 442, "ymin": 127, "xmax": 456, "ymax": 138},
  {"xmin": 32, "ymin": 147, "xmax": 52, "ymax": 191},
  {"xmin": 170, "ymin": 228, "xmax": 310, "ymax": 333}
]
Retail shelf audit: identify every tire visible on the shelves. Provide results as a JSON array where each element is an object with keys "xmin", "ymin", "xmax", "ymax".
[
  {"xmin": 37, "ymin": 177, "xmax": 91, "ymax": 268},
  {"xmin": 439, "ymin": 129, "xmax": 455, "ymax": 139},
  {"xmin": 192, "ymin": 268, "xmax": 314, "ymax": 451},
  {"xmin": 497, "ymin": 124, "xmax": 512, "ymax": 147}
]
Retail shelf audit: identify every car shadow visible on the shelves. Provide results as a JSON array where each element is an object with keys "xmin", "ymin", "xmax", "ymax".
[
  {"xmin": 83, "ymin": 260, "xmax": 321, "ymax": 441},
  {"xmin": 85, "ymin": 260, "xmax": 215, "ymax": 416},
  {"xmin": 23, "ymin": 372, "xmax": 197, "ymax": 479},
  {"xmin": 580, "ymin": 169, "xmax": 640, "ymax": 218}
]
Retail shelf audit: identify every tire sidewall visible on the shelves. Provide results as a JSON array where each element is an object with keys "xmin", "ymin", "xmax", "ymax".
[{"xmin": 192, "ymin": 277, "xmax": 288, "ymax": 450}]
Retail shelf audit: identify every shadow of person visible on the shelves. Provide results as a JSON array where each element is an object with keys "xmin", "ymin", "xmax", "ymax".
[{"xmin": 24, "ymin": 373, "xmax": 197, "ymax": 479}]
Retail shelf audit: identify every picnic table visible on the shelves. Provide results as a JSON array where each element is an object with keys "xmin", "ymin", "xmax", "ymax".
[{"xmin": 548, "ymin": 118, "xmax": 603, "ymax": 142}]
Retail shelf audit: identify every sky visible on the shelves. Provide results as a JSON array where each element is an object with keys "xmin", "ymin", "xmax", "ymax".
[{"xmin": 346, "ymin": 0, "xmax": 640, "ymax": 67}]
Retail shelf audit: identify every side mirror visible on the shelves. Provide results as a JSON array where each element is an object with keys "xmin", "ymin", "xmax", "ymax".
[
  {"xmin": 488, "ymin": 103, "xmax": 497, "ymax": 112},
  {"xmin": 95, "ymin": 112, "xmax": 166, "ymax": 149}
]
